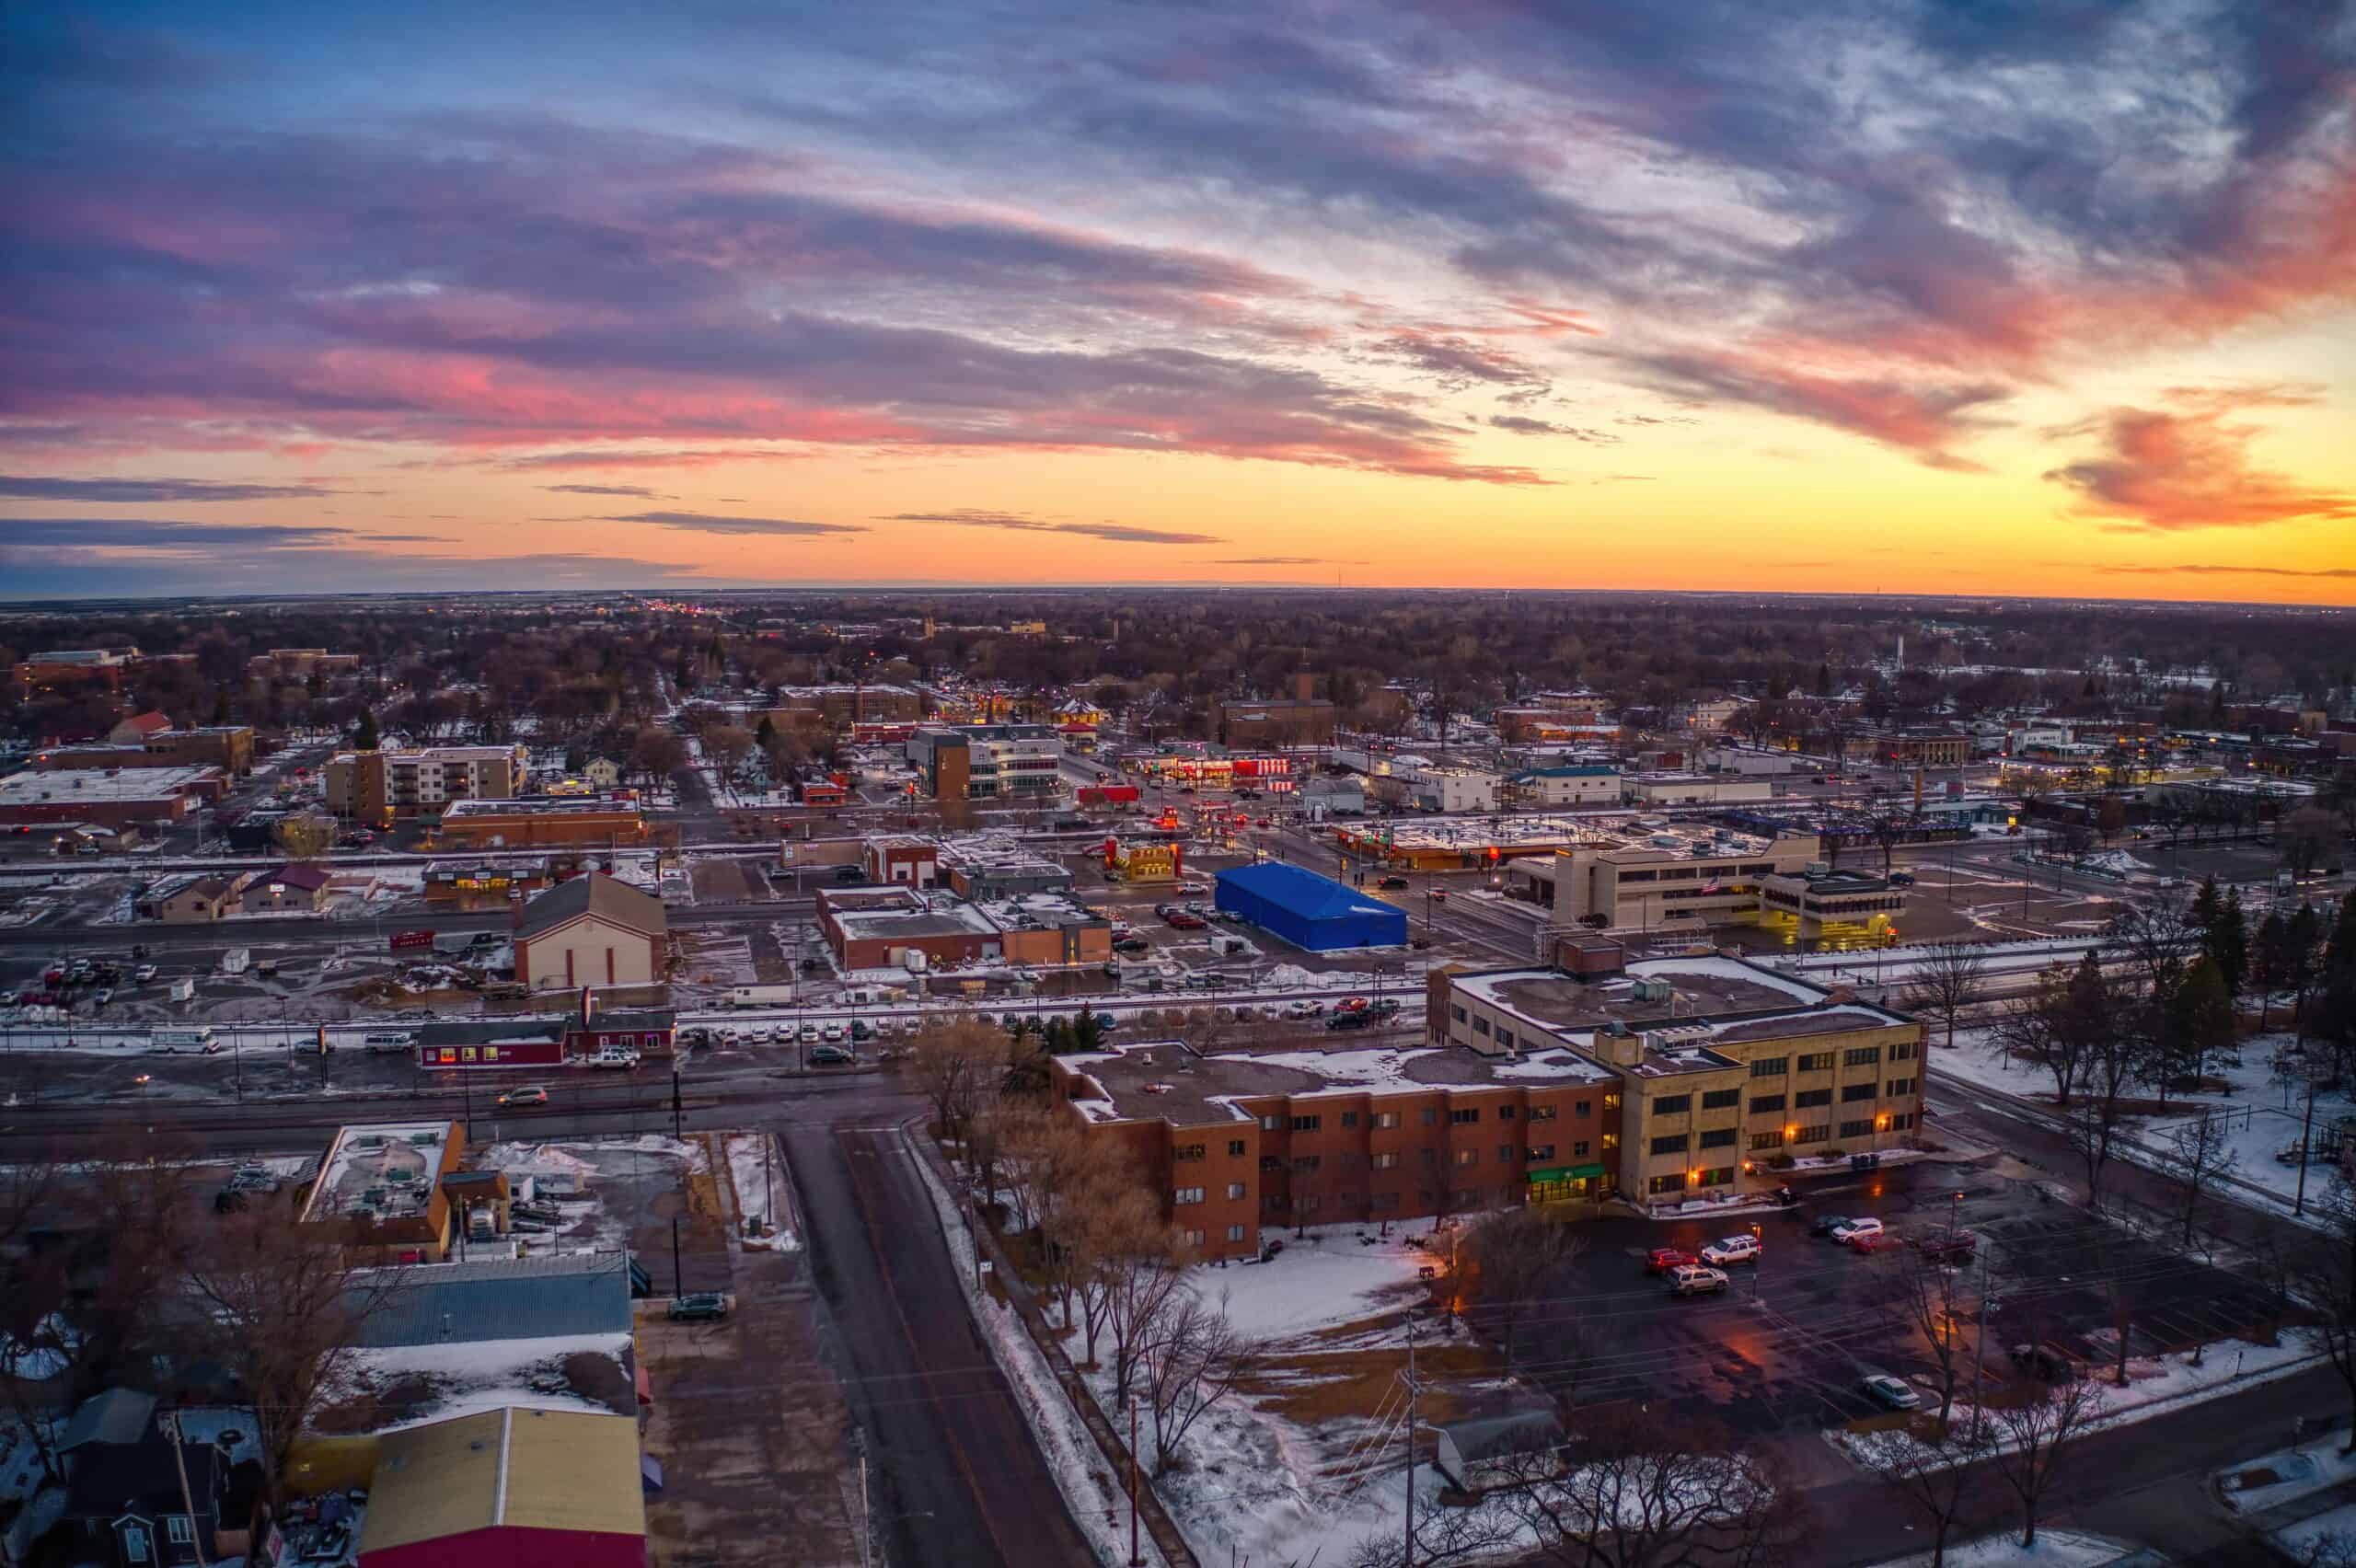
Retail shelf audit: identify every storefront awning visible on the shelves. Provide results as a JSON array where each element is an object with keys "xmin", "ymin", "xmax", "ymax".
[{"xmin": 1567, "ymin": 1162, "xmax": 1607, "ymax": 1180}]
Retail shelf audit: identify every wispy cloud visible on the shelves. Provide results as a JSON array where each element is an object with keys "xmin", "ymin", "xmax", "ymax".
[
  {"xmin": 2094, "ymin": 563, "xmax": 2356, "ymax": 579},
  {"xmin": 2044, "ymin": 390, "xmax": 2356, "ymax": 531},
  {"xmin": 542, "ymin": 482, "xmax": 660, "ymax": 498},
  {"xmin": 1207, "ymin": 556, "xmax": 1365, "ymax": 566},
  {"xmin": 881, "ymin": 510, "xmax": 1220, "ymax": 544},
  {"xmin": 599, "ymin": 511, "xmax": 864, "ymax": 536},
  {"xmin": 1487, "ymin": 416, "xmax": 1616, "ymax": 442},
  {"xmin": 0, "ymin": 475, "xmax": 339, "ymax": 502}
]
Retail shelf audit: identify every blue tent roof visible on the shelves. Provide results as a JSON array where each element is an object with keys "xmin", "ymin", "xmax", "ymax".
[{"xmin": 1215, "ymin": 861, "xmax": 1398, "ymax": 921}]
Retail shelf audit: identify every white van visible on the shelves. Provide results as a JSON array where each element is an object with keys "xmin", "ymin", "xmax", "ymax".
[
  {"xmin": 363, "ymin": 1032, "xmax": 415, "ymax": 1053},
  {"xmin": 154, "ymin": 1027, "xmax": 217, "ymax": 1054},
  {"xmin": 1832, "ymin": 1217, "xmax": 1885, "ymax": 1245}
]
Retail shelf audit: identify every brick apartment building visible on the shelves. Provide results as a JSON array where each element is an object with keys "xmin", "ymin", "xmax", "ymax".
[
  {"xmin": 325, "ymin": 744, "xmax": 525, "ymax": 824},
  {"xmin": 1045, "ymin": 951, "xmax": 1924, "ymax": 1258},
  {"xmin": 433, "ymin": 796, "xmax": 650, "ymax": 850}
]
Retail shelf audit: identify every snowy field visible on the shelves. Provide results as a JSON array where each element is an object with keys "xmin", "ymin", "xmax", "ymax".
[{"xmin": 335, "ymin": 1330, "xmax": 636, "ymax": 1431}]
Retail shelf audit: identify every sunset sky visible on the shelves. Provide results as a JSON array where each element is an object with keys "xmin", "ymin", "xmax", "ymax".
[{"xmin": 4, "ymin": 2, "xmax": 2353, "ymax": 602}]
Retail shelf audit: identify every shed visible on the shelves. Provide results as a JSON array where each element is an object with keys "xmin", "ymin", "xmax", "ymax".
[
  {"xmin": 1213, "ymin": 861, "xmax": 1407, "ymax": 951},
  {"xmin": 357, "ymin": 1406, "xmax": 646, "ymax": 1568}
]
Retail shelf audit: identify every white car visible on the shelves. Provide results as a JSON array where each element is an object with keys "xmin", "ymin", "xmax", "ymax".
[
  {"xmin": 820, "ymin": 1022, "xmax": 848, "ymax": 1043},
  {"xmin": 799, "ymin": 1023, "xmax": 821, "ymax": 1043},
  {"xmin": 1667, "ymin": 1265, "xmax": 1730, "ymax": 1297},
  {"xmin": 1700, "ymin": 1235, "xmax": 1761, "ymax": 1266},
  {"xmin": 1285, "ymin": 999, "xmax": 1322, "ymax": 1020},
  {"xmin": 133, "ymin": 964, "xmax": 157, "ymax": 984},
  {"xmin": 1831, "ymin": 1217, "xmax": 1885, "ymax": 1244}
]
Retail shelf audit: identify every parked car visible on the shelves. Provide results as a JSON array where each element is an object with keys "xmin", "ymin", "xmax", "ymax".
[
  {"xmin": 1848, "ymin": 1230, "xmax": 1905, "ymax": 1254},
  {"xmin": 1645, "ymin": 1247, "xmax": 1699, "ymax": 1274},
  {"xmin": 810, "ymin": 1044, "xmax": 855, "ymax": 1066},
  {"xmin": 1168, "ymin": 913, "xmax": 1207, "ymax": 930},
  {"xmin": 1325, "ymin": 1010, "xmax": 1372, "ymax": 1031},
  {"xmin": 834, "ymin": 866, "xmax": 868, "ymax": 882},
  {"xmin": 1831, "ymin": 1217, "xmax": 1885, "ymax": 1244},
  {"xmin": 1809, "ymin": 1214, "xmax": 1854, "ymax": 1238},
  {"xmin": 667, "ymin": 1292, "xmax": 730, "ymax": 1322},
  {"xmin": 1859, "ymin": 1374, "xmax": 1921, "ymax": 1411},
  {"xmin": 1700, "ymin": 1235, "xmax": 1761, "ymax": 1266},
  {"xmin": 1428, "ymin": 889, "xmax": 1449, "ymax": 903},
  {"xmin": 1888, "ymin": 871, "xmax": 1916, "ymax": 886},
  {"xmin": 2009, "ymin": 1343, "xmax": 2080, "ymax": 1383},
  {"xmin": 495, "ymin": 1086, "xmax": 550, "ymax": 1108},
  {"xmin": 1285, "ymin": 999, "xmax": 1322, "ymax": 1019},
  {"xmin": 133, "ymin": 964, "xmax": 157, "ymax": 984},
  {"xmin": 820, "ymin": 1022, "xmax": 848, "ymax": 1043},
  {"xmin": 1113, "ymin": 937, "xmax": 1149, "ymax": 953},
  {"xmin": 1379, "ymin": 875, "xmax": 1411, "ymax": 890},
  {"xmin": 1667, "ymin": 1265, "xmax": 1730, "ymax": 1297}
]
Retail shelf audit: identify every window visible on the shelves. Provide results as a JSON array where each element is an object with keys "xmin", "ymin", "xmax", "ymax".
[
  {"xmin": 482, "ymin": 1046, "xmax": 499, "ymax": 1062},
  {"xmin": 1260, "ymin": 1115, "xmax": 1280, "ymax": 1131},
  {"xmin": 1183, "ymin": 1228, "xmax": 1207, "ymax": 1247},
  {"xmin": 1750, "ymin": 1056, "xmax": 1788, "ymax": 1078},
  {"xmin": 1451, "ymin": 1004, "xmax": 1467, "ymax": 1022},
  {"xmin": 1341, "ymin": 1111, "xmax": 1359, "ymax": 1128},
  {"xmin": 461, "ymin": 1046, "xmax": 478, "ymax": 1063},
  {"xmin": 1377, "ymin": 1112, "xmax": 1402, "ymax": 1130},
  {"xmin": 1750, "ymin": 1131, "xmax": 1784, "ymax": 1151},
  {"xmin": 1792, "ymin": 1124, "xmax": 1830, "ymax": 1144},
  {"xmin": 1530, "ymin": 1103, "xmax": 1557, "ymax": 1121},
  {"xmin": 1600, "ymin": 1131, "xmax": 1619, "ymax": 1150},
  {"xmin": 1750, "ymin": 1093, "xmax": 1786, "ymax": 1113},
  {"xmin": 1372, "ymin": 1152, "xmax": 1399, "ymax": 1170},
  {"xmin": 1421, "ymin": 1147, "xmax": 1439, "ymax": 1165},
  {"xmin": 1422, "ymin": 1108, "xmax": 1438, "ymax": 1126},
  {"xmin": 1842, "ymin": 1082, "xmax": 1878, "ymax": 1102},
  {"xmin": 1844, "ymin": 1046, "xmax": 1882, "ymax": 1067},
  {"xmin": 1173, "ymin": 1187, "xmax": 1205, "ymax": 1205},
  {"xmin": 1175, "ymin": 1143, "xmax": 1206, "ymax": 1161},
  {"xmin": 1649, "ymin": 1133, "xmax": 1689, "ymax": 1156},
  {"xmin": 1891, "ymin": 1041, "xmax": 1915, "ymax": 1061},
  {"xmin": 1698, "ymin": 1166, "xmax": 1736, "ymax": 1188},
  {"xmin": 1296, "ymin": 1194, "xmax": 1321, "ymax": 1214},
  {"xmin": 1260, "ymin": 1157, "xmax": 1282, "ymax": 1173},
  {"xmin": 1698, "ymin": 1128, "xmax": 1737, "ymax": 1149},
  {"xmin": 1796, "ymin": 1052, "xmax": 1835, "ymax": 1072},
  {"xmin": 1226, "ymin": 1182, "xmax": 1247, "ymax": 1200},
  {"xmin": 1840, "ymin": 1119, "xmax": 1876, "ymax": 1139},
  {"xmin": 1652, "ymin": 1094, "xmax": 1692, "ymax": 1116},
  {"xmin": 1603, "ymin": 1092, "xmax": 1622, "ymax": 1112},
  {"xmin": 1498, "ymin": 1104, "xmax": 1516, "ymax": 1120},
  {"xmin": 1454, "ymin": 1148, "xmax": 1479, "ymax": 1167},
  {"xmin": 1497, "ymin": 1144, "xmax": 1515, "ymax": 1163},
  {"xmin": 1572, "ymin": 1140, "xmax": 1590, "ymax": 1158},
  {"xmin": 1575, "ymin": 1101, "xmax": 1592, "ymax": 1118},
  {"xmin": 1795, "ymin": 1088, "xmax": 1832, "ymax": 1108},
  {"xmin": 1472, "ymin": 1017, "xmax": 1490, "ymax": 1036},
  {"xmin": 1701, "ymin": 1089, "xmax": 1740, "ymax": 1110},
  {"xmin": 1529, "ymin": 1144, "xmax": 1555, "ymax": 1161},
  {"xmin": 167, "ymin": 1518, "xmax": 194, "ymax": 1547},
  {"xmin": 1290, "ymin": 1114, "xmax": 1322, "ymax": 1132},
  {"xmin": 1227, "ymin": 1224, "xmax": 1247, "ymax": 1242},
  {"xmin": 1450, "ymin": 1107, "xmax": 1481, "ymax": 1124},
  {"xmin": 1229, "ymin": 1139, "xmax": 1247, "ymax": 1157},
  {"xmin": 1292, "ymin": 1156, "xmax": 1321, "ymax": 1173},
  {"xmin": 1496, "ymin": 1028, "xmax": 1515, "ymax": 1050},
  {"xmin": 1646, "ymin": 1172, "xmax": 1687, "ymax": 1195},
  {"xmin": 1888, "ymin": 1078, "xmax": 1916, "ymax": 1098}
]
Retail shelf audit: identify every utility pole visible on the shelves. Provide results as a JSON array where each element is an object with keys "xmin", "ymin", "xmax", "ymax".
[
  {"xmin": 1403, "ymin": 1312, "xmax": 1418, "ymax": 1568},
  {"xmin": 163, "ymin": 1410, "xmax": 211, "ymax": 1567},
  {"xmin": 671, "ymin": 1216, "xmax": 683, "ymax": 1298},
  {"xmin": 1968, "ymin": 1250, "xmax": 1991, "ymax": 1443},
  {"xmin": 1128, "ymin": 1399, "xmax": 1144, "ymax": 1567},
  {"xmin": 858, "ymin": 1456, "xmax": 871, "ymax": 1568},
  {"xmin": 2297, "ymin": 1073, "xmax": 2320, "ymax": 1216}
]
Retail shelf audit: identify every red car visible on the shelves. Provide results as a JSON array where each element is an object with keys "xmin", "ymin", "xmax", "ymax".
[
  {"xmin": 1911, "ymin": 1230, "xmax": 1977, "ymax": 1263},
  {"xmin": 1167, "ymin": 913, "xmax": 1207, "ymax": 930},
  {"xmin": 1645, "ymin": 1248, "xmax": 1699, "ymax": 1274},
  {"xmin": 1849, "ymin": 1231, "xmax": 1905, "ymax": 1254}
]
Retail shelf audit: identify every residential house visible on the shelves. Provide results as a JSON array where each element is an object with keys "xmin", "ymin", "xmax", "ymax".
[{"xmin": 237, "ymin": 863, "xmax": 333, "ymax": 915}]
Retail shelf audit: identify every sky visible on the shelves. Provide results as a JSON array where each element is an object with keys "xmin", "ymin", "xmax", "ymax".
[{"xmin": 3, "ymin": 1, "xmax": 2354, "ymax": 604}]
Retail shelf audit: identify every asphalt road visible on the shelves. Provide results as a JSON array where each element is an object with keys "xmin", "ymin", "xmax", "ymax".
[{"xmin": 786, "ymin": 1120, "xmax": 1096, "ymax": 1568}]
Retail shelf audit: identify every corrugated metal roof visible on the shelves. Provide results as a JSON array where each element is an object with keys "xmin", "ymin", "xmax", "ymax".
[
  {"xmin": 353, "ymin": 1253, "xmax": 634, "ymax": 1348},
  {"xmin": 358, "ymin": 1407, "xmax": 646, "ymax": 1556}
]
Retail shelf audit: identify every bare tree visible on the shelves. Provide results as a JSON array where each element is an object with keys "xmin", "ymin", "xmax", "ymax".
[
  {"xmin": 2166, "ymin": 1110, "xmax": 2242, "ymax": 1247},
  {"xmin": 1855, "ymin": 1420, "xmax": 1995, "ymax": 1568},
  {"xmin": 1460, "ymin": 1205, "xmax": 1580, "ymax": 1370},
  {"xmin": 1888, "ymin": 1242, "xmax": 1973, "ymax": 1424},
  {"xmin": 2295, "ymin": 1180, "xmax": 2356, "ymax": 1451},
  {"xmin": 271, "ymin": 812, "xmax": 337, "ymax": 859},
  {"xmin": 1140, "ymin": 1291, "xmax": 1251, "ymax": 1476},
  {"xmin": 1904, "ymin": 941, "xmax": 1991, "ymax": 1050},
  {"xmin": 1091, "ymin": 1211, "xmax": 1189, "ymax": 1397},
  {"xmin": 1489, "ymin": 1409, "xmax": 1813, "ymax": 1567},
  {"xmin": 904, "ymin": 1013, "xmax": 1003, "ymax": 1149},
  {"xmin": 180, "ymin": 1211, "xmax": 401, "ymax": 1515},
  {"xmin": 2107, "ymin": 890, "xmax": 2197, "ymax": 1003},
  {"xmin": 1988, "ymin": 1378, "xmax": 2105, "ymax": 1549}
]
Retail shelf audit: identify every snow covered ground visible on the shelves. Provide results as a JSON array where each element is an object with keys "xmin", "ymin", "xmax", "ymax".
[
  {"xmin": 337, "ymin": 1330, "xmax": 636, "ymax": 1431},
  {"xmin": 1937, "ymin": 1026, "xmax": 2355, "ymax": 1215},
  {"xmin": 1876, "ymin": 1529, "xmax": 2135, "ymax": 1566},
  {"xmin": 723, "ymin": 1131, "xmax": 798, "ymax": 1251}
]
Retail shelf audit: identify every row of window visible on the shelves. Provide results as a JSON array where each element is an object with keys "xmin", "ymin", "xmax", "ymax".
[
  {"xmin": 1192, "ymin": 1138, "xmax": 1599, "ymax": 1201},
  {"xmin": 1746, "ymin": 1113, "xmax": 1917, "ymax": 1151},
  {"xmin": 1648, "ymin": 1128, "xmax": 1740, "ymax": 1155},
  {"xmin": 1259, "ymin": 1101, "xmax": 1588, "ymax": 1136}
]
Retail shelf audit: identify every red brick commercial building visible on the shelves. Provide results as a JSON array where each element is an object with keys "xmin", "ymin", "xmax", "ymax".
[
  {"xmin": 1047, "ymin": 951, "xmax": 1926, "ymax": 1255},
  {"xmin": 0, "ymin": 765, "xmax": 223, "ymax": 829},
  {"xmin": 434, "ymin": 796, "xmax": 648, "ymax": 850}
]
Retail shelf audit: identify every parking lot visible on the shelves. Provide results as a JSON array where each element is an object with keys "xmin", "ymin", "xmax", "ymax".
[{"xmin": 1501, "ymin": 1156, "xmax": 2296, "ymax": 1437}]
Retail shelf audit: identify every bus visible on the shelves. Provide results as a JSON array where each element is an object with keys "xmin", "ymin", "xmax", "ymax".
[{"xmin": 153, "ymin": 1027, "xmax": 218, "ymax": 1054}]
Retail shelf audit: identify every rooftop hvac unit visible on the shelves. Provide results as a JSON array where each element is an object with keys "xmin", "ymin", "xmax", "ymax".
[{"xmin": 1632, "ymin": 977, "xmax": 1673, "ymax": 1002}]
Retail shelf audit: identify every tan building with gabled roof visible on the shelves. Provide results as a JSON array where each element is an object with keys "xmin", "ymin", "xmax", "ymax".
[{"xmin": 514, "ymin": 873, "xmax": 667, "ymax": 991}]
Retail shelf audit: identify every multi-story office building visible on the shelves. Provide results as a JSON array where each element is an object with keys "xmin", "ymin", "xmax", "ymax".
[
  {"xmin": 1046, "ymin": 951, "xmax": 1923, "ymax": 1256},
  {"xmin": 1509, "ymin": 827, "xmax": 1821, "ymax": 932},
  {"xmin": 326, "ymin": 744, "xmax": 526, "ymax": 824},
  {"xmin": 905, "ymin": 723, "xmax": 1064, "ymax": 801}
]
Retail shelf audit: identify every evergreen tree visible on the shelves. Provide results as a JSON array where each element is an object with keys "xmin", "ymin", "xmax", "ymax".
[
  {"xmin": 353, "ymin": 708, "xmax": 379, "ymax": 750},
  {"xmin": 755, "ymin": 714, "xmax": 778, "ymax": 751},
  {"xmin": 2255, "ymin": 910, "xmax": 2290, "ymax": 1027},
  {"xmin": 212, "ymin": 691, "xmax": 231, "ymax": 725},
  {"xmin": 2287, "ymin": 903, "xmax": 2325, "ymax": 1042},
  {"xmin": 2167, "ymin": 958, "xmax": 2236, "ymax": 1083},
  {"xmin": 2213, "ymin": 886, "xmax": 2249, "ymax": 997},
  {"xmin": 2189, "ymin": 876, "xmax": 2223, "ymax": 936}
]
